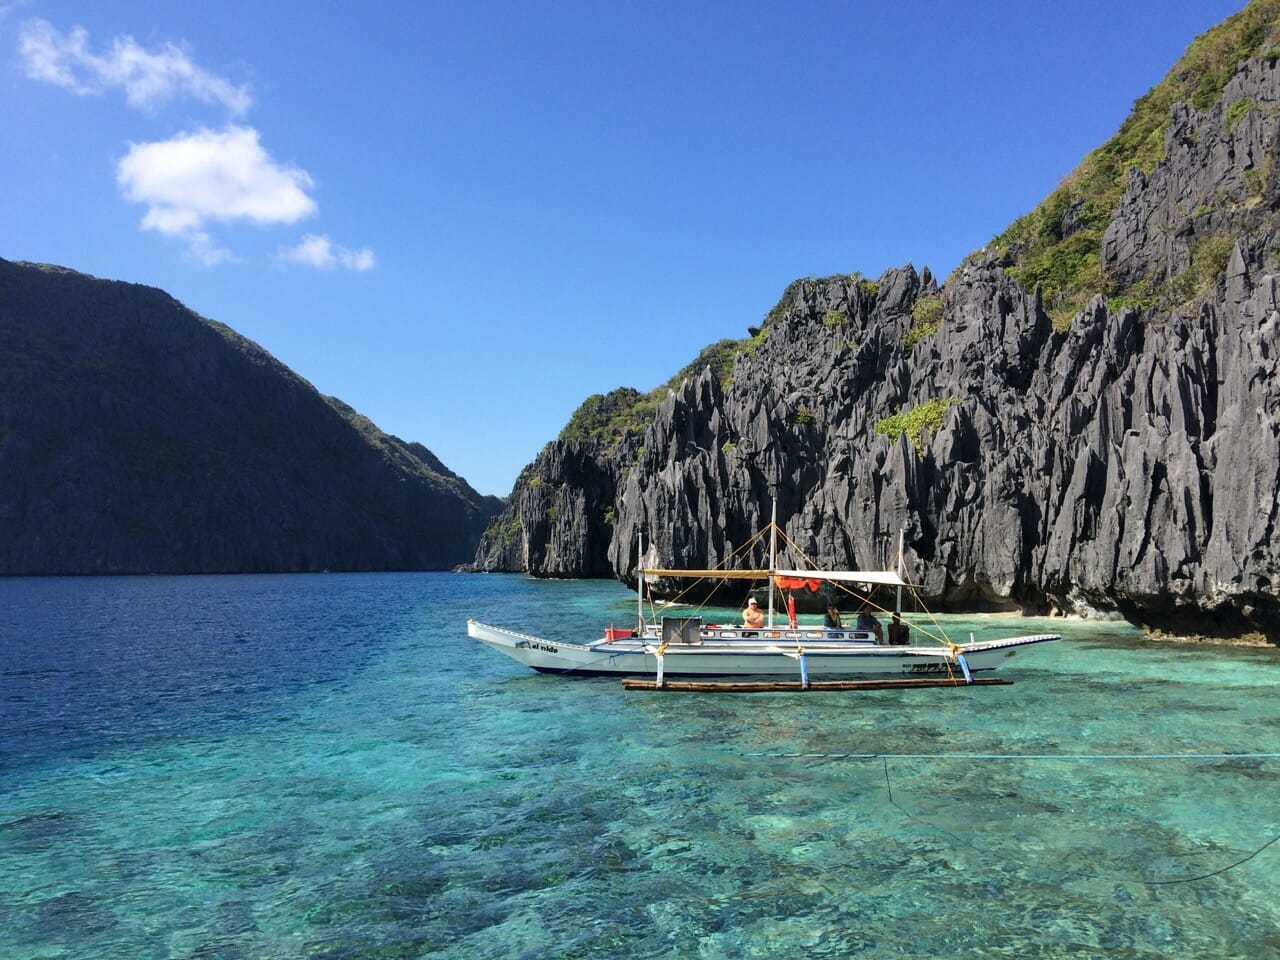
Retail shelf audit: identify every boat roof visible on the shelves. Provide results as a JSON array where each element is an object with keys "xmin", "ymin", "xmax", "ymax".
[
  {"xmin": 644, "ymin": 568, "xmax": 906, "ymax": 586},
  {"xmin": 778, "ymin": 569, "xmax": 907, "ymax": 586}
]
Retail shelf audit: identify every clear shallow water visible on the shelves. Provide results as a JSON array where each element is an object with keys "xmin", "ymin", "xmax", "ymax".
[{"xmin": 2, "ymin": 573, "xmax": 1280, "ymax": 959}]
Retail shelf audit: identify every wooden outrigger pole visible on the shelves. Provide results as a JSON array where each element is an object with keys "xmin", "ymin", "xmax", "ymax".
[{"xmin": 622, "ymin": 677, "xmax": 1013, "ymax": 693}]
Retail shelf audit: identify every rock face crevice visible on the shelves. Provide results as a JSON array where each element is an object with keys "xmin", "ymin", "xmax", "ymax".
[{"xmin": 474, "ymin": 53, "xmax": 1280, "ymax": 642}]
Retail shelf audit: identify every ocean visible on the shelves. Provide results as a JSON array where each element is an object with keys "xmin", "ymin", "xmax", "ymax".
[{"xmin": 2, "ymin": 572, "xmax": 1279, "ymax": 959}]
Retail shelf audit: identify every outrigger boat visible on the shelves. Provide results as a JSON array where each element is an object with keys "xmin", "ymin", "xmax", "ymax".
[{"xmin": 467, "ymin": 504, "xmax": 1058, "ymax": 686}]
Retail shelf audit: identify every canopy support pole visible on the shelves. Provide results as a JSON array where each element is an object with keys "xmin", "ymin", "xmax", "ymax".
[
  {"xmin": 895, "ymin": 527, "xmax": 905, "ymax": 616},
  {"xmin": 767, "ymin": 497, "xmax": 778, "ymax": 628},
  {"xmin": 637, "ymin": 528, "xmax": 644, "ymax": 634}
]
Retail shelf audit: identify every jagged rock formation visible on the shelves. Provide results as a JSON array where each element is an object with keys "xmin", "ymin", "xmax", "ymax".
[
  {"xmin": 474, "ymin": 21, "xmax": 1280, "ymax": 642},
  {"xmin": 0, "ymin": 258, "xmax": 502, "ymax": 574},
  {"xmin": 468, "ymin": 439, "xmax": 623, "ymax": 577}
]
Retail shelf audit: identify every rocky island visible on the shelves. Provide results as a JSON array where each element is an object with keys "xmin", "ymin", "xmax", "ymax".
[
  {"xmin": 471, "ymin": 1, "xmax": 1280, "ymax": 643},
  {"xmin": 0, "ymin": 259, "xmax": 502, "ymax": 574}
]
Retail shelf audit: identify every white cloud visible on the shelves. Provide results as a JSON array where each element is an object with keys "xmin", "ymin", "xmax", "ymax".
[
  {"xmin": 18, "ymin": 18, "xmax": 252, "ymax": 115},
  {"xmin": 20, "ymin": 19, "xmax": 367, "ymax": 269},
  {"xmin": 118, "ymin": 125, "xmax": 316, "ymax": 232},
  {"xmin": 182, "ymin": 232, "xmax": 237, "ymax": 268},
  {"xmin": 1, "ymin": 3, "xmax": 31, "ymax": 27},
  {"xmin": 278, "ymin": 234, "xmax": 376, "ymax": 272}
]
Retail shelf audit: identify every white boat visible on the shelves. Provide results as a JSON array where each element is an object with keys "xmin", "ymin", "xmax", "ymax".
[
  {"xmin": 468, "ymin": 504, "xmax": 1058, "ymax": 685},
  {"xmin": 466, "ymin": 617, "xmax": 1059, "ymax": 681}
]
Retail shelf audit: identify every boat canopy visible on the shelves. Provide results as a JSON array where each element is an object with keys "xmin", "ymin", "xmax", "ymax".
[
  {"xmin": 645, "ymin": 568, "xmax": 770, "ymax": 580},
  {"xmin": 775, "ymin": 569, "xmax": 907, "ymax": 587},
  {"xmin": 643, "ymin": 567, "xmax": 906, "ymax": 587}
]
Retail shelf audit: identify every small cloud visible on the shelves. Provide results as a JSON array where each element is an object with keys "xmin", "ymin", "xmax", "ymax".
[
  {"xmin": 118, "ymin": 125, "xmax": 315, "ymax": 231},
  {"xmin": 1, "ymin": 3, "xmax": 32, "ymax": 27},
  {"xmin": 18, "ymin": 18, "xmax": 252, "ymax": 115},
  {"xmin": 278, "ymin": 234, "xmax": 376, "ymax": 272},
  {"xmin": 183, "ymin": 232, "xmax": 237, "ymax": 268}
]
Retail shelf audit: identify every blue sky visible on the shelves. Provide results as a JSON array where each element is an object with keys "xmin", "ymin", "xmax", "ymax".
[{"xmin": 2, "ymin": 0, "xmax": 1247, "ymax": 496}]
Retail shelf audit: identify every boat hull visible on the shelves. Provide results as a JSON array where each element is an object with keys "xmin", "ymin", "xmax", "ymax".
[{"xmin": 466, "ymin": 620, "xmax": 1057, "ymax": 680}]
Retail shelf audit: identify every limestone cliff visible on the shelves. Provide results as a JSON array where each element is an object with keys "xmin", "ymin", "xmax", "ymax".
[
  {"xmin": 0, "ymin": 259, "xmax": 502, "ymax": 573},
  {"xmin": 474, "ymin": 6, "xmax": 1280, "ymax": 641}
]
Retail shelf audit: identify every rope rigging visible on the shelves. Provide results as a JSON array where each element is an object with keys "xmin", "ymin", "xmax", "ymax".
[{"xmin": 641, "ymin": 521, "xmax": 952, "ymax": 640}]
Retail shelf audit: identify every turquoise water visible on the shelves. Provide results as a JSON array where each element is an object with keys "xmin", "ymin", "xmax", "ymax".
[{"xmin": 3, "ymin": 573, "xmax": 1280, "ymax": 959}]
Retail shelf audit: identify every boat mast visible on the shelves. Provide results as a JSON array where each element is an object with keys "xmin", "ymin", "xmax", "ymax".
[
  {"xmin": 767, "ymin": 496, "xmax": 777, "ymax": 627},
  {"xmin": 637, "ymin": 527, "xmax": 645, "ymax": 632},
  {"xmin": 895, "ymin": 527, "xmax": 904, "ymax": 615}
]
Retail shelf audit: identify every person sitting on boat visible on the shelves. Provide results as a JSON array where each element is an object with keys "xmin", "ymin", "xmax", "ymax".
[
  {"xmin": 856, "ymin": 605, "xmax": 884, "ymax": 644},
  {"xmin": 824, "ymin": 603, "xmax": 842, "ymax": 628},
  {"xmin": 887, "ymin": 612, "xmax": 909, "ymax": 646},
  {"xmin": 742, "ymin": 597, "xmax": 765, "ymax": 629}
]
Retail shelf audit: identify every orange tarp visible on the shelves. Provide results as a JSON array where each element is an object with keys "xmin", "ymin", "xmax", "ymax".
[{"xmin": 774, "ymin": 575, "xmax": 823, "ymax": 592}]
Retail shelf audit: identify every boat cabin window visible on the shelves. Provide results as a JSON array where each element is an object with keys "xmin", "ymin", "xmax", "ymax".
[{"xmin": 661, "ymin": 616, "xmax": 702, "ymax": 645}]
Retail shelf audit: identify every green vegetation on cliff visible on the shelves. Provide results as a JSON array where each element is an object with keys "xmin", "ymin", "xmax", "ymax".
[
  {"xmin": 903, "ymin": 294, "xmax": 944, "ymax": 349},
  {"xmin": 991, "ymin": 0, "xmax": 1280, "ymax": 324},
  {"xmin": 557, "ymin": 339, "xmax": 746, "ymax": 452},
  {"xmin": 555, "ymin": 272, "xmax": 888, "ymax": 454},
  {"xmin": 875, "ymin": 397, "xmax": 960, "ymax": 453},
  {"xmin": 668, "ymin": 339, "xmax": 741, "ymax": 389},
  {"xmin": 558, "ymin": 387, "xmax": 648, "ymax": 450}
]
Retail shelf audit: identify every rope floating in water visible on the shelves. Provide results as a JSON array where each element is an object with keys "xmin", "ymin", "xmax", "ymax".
[
  {"xmin": 846, "ymin": 752, "xmax": 1280, "ymax": 886},
  {"xmin": 745, "ymin": 751, "xmax": 1280, "ymax": 760}
]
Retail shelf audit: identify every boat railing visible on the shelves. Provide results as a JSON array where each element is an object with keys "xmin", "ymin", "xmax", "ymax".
[
  {"xmin": 640, "ymin": 619, "xmax": 884, "ymax": 646},
  {"xmin": 701, "ymin": 626, "xmax": 879, "ymax": 644}
]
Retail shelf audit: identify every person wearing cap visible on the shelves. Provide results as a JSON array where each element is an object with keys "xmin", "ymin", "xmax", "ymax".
[{"xmin": 742, "ymin": 597, "xmax": 765, "ymax": 628}]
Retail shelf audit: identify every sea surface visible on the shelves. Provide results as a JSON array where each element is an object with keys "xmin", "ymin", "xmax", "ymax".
[{"xmin": 2, "ymin": 572, "xmax": 1279, "ymax": 959}]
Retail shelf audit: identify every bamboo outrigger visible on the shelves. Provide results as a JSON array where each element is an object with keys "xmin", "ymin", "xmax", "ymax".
[{"xmin": 621, "ymin": 676, "xmax": 1014, "ymax": 693}]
